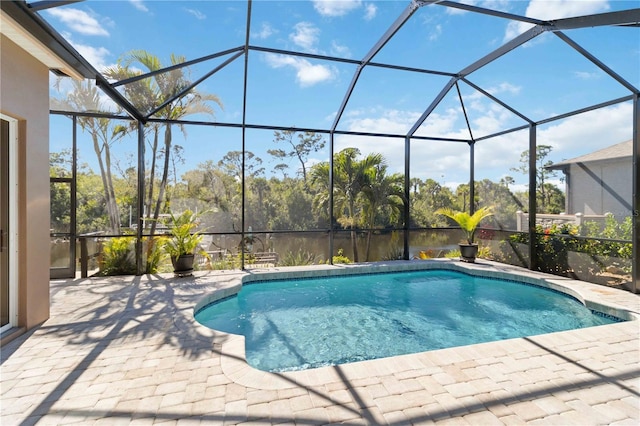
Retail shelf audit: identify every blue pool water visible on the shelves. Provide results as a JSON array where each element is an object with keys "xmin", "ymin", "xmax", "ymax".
[{"xmin": 195, "ymin": 269, "xmax": 619, "ymax": 372}]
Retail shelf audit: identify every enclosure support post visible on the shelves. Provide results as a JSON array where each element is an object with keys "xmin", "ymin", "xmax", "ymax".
[
  {"xmin": 329, "ymin": 133, "xmax": 335, "ymax": 264},
  {"xmin": 469, "ymin": 141, "xmax": 475, "ymax": 215},
  {"xmin": 240, "ymin": 0, "xmax": 252, "ymax": 270},
  {"xmin": 403, "ymin": 136, "xmax": 410, "ymax": 260},
  {"xmin": 632, "ymin": 94, "xmax": 639, "ymax": 293},
  {"xmin": 71, "ymin": 115, "xmax": 77, "ymax": 276},
  {"xmin": 528, "ymin": 125, "xmax": 538, "ymax": 271},
  {"xmin": 135, "ymin": 121, "xmax": 145, "ymax": 276}
]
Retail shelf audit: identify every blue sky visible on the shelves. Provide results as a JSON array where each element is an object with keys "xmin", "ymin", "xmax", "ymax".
[{"xmin": 47, "ymin": 0, "xmax": 639, "ymax": 190}]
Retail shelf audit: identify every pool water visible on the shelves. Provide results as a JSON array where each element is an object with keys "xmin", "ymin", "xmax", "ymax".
[{"xmin": 195, "ymin": 269, "xmax": 619, "ymax": 372}]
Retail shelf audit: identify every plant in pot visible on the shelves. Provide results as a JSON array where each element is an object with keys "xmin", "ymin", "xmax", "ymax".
[
  {"xmin": 435, "ymin": 206, "xmax": 493, "ymax": 263},
  {"xmin": 163, "ymin": 209, "xmax": 208, "ymax": 276}
]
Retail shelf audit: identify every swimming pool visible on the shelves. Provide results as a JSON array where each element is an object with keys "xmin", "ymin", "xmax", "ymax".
[{"xmin": 195, "ymin": 264, "xmax": 624, "ymax": 372}]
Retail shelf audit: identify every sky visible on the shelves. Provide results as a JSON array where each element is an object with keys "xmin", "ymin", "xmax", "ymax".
[{"xmin": 46, "ymin": 0, "xmax": 640, "ymax": 191}]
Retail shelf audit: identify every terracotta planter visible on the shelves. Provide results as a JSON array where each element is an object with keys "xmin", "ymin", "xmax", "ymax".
[
  {"xmin": 172, "ymin": 254, "xmax": 194, "ymax": 277},
  {"xmin": 459, "ymin": 244, "xmax": 479, "ymax": 263}
]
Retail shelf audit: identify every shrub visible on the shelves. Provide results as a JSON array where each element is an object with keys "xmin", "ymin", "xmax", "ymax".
[
  {"xmin": 497, "ymin": 217, "xmax": 632, "ymax": 277},
  {"xmin": 280, "ymin": 249, "xmax": 319, "ymax": 266},
  {"xmin": 144, "ymin": 236, "xmax": 168, "ymax": 274},
  {"xmin": 331, "ymin": 248, "xmax": 351, "ymax": 264},
  {"xmin": 99, "ymin": 236, "xmax": 136, "ymax": 276},
  {"xmin": 382, "ymin": 246, "xmax": 404, "ymax": 261}
]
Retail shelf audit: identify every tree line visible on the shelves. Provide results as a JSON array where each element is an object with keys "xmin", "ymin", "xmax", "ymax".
[{"xmin": 50, "ymin": 50, "xmax": 565, "ymax": 263}]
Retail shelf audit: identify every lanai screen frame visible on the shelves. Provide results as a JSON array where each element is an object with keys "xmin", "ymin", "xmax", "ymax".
[{"xmin": 14, "ymin": 0, "xmax": 637, "ymax": 291}]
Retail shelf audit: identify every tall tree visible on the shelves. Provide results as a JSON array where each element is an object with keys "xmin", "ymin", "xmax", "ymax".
[
  {"xmin": 361, "ymin": 163, "xmax": 404, "ymax": 261},
  {"xmin": 268, "ymin": 130, "xmax": 325, "ymax": 183},
  {"xmin": 311, "ymin": 148, "xmax": 383, "ymax": 262},
  {"xmin": 410, "ymin": 178, "xmax": 455, "ymax": 227},
  {"xmin": 511, "ymin": 145, "xmax": 563, "ymax": 213},
  {"xmin": 51, "ymin": 80, "xmax": 126, "ymax": 234},
  {"xmin": 218, "ymin": 150, "xmax": 264, "ymax": 181},
  {"xmin": 105, "ymin": 51, "xmax": 223, "ymax": 235}
]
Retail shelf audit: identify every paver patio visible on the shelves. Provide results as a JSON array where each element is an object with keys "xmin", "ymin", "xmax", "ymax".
[{"xmin": 1, "ymin": 260, "xmax": 639, "ymax": 425}]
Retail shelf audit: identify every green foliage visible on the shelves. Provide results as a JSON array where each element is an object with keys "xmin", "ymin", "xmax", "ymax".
[
  {"xmin": 162, "ymin": 209, "xmax": 206, "ymax": 258},
  {"xmin": 442, "ymin": 245, "xmax": 491, "ymax": 260},
  {"xmin": 473, "ymin": 179, "xmax": 521, "ymax": 228},
  {"xmin": 578, "ymin": 215, "xmax": 633, "ymax": 261},
  {"xmin": 498, "ymin": 217, "xmax": 632, "ymax": 276},
  {"xmin": 268, "ymin": 130, "xmax": 326, "ymax": 182},
  {"xmin": 99, "ymin": 237, "xmax": 136, "ymax": 276},
  {"xmin": 280, "ymin": 249, "xmax": 319, "ymax": 266},
  {"xmin": 511, "ymin": 145, "xmax": 565, "ymax": 214},
  {"xmin": 435, "ymin": 206, "xmax": 494, "ymax": 244},
  {"xmin": 382, "ymin": 246, "xmax": 404, "ymax": 261},
  {"xmin": 144, "ymin": 236, "xmax": 168, "ymax": 274},
  {"xmin": 330, "ymin": 248, "xmax": 351, "ymax": 264},
  {"xmin": 410, "ymin": 178, "xmax": 455, "ymax": 227},
  {"xmin": 444, "ymin": 249, "xmax": 461, "ymax": 259}
]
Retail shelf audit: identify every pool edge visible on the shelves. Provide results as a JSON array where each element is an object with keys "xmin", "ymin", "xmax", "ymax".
[{"xmin": 189, "ymin": 259, "xmax": 639, "ymax": 390}]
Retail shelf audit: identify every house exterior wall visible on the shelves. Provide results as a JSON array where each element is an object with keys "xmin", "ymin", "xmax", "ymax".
[
  {"xmin": 0, "ymin": 35, "xmax": 51, "ymax": 330},
  {"xmin": 567, "ymin": 158, "xmax": 632, "ymax": 220}
]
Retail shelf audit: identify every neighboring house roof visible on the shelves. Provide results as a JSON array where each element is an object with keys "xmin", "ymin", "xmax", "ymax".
[
  {"xmin": 0, "ymin": 1, "xmax": 95, "ymax": 80},
  {"xmin": 547, "ymin": 140, "xmax": 632, "ymax": 170}
]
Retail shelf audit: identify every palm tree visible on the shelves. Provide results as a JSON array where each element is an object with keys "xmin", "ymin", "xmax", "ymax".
[
  {"xmin": 311, "ymin": 148, "xmax": 384, "ymax": 262},
  {"xmin": 435, "ymin": 206, "xmax": 494, "ymax": 245},
  {"xmin": 51, "ymin": 79, "xmax": 126, "ymax": 234},
  {"xmin": 361, "ymin": 163, "xmax": 404, "ymax": 261},
  {"xmin": 105, "ymin": 51, "xmax": 223, "ymax": 235}
]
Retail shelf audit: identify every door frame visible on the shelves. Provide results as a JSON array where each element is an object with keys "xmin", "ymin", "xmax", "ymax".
[
  {"xmin": 49, "ymin": 114, "xmax": 77, "ymax": 279},
  {"xmin": 49, "ymin": 177, "xmax": 76, "ymax": 279},
  {"xmin": 1, "ymin": 113, "xmax": 19, "ymax": 334}
]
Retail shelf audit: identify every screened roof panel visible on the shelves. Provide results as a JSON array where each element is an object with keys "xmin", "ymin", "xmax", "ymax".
[
  {"xmin": 245, "ymin": 54, "xmax": 356, "ymax": 129},
  {"xmin": 372, "ymin": 2, "xmax": 522, "ymax": 73},
  {"xmin": 457, "ymin": 81, "xmax": 529, "ymax": 140},
  {"xmin": 412, "ymin": 80, "xmax": 474, "ymax": 140},
  {"xmin": 38, "ymin": 0, "xmax": 639, "ymax": 142},
  {"xmin": 250, "ymin": 0, "xmax": 406, "ymax": 60},
  {"xmin": 566, "ymin": 25, "xmax": 640, "ymax": 90},
  {"xmin": 337, "ymin": 67, "xmax": 451, "ymax": 135},
  {"xmin": 466, "ymin": 31, "xmax": 635, "ymax": 122}
]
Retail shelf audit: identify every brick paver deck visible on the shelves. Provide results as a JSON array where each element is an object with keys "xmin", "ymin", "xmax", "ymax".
[{"xmin": 1, "ymin": 260, "xmax": 638, "ymax": 425}]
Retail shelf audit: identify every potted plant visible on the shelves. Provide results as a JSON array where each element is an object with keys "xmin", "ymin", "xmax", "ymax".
[
  {"xmin": 163, "ymin": 209, "xmax": 207, "ymax": 276},
  {"xmin": 436, "ymin": 206, "xmax": 493, "ymax": 263}
]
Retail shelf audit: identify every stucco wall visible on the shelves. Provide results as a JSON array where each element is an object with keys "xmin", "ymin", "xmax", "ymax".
[
  {"xmin": 567, "ymin": 159, "xmax": 632, "ymax": 220},
  {"xmin": 0, "ymin": 35, "xmax": 51, "ymax": 329}
]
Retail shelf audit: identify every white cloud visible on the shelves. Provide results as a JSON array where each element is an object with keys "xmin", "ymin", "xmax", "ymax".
[
  {"xmin": 313, "ymin": 0, "xmax": 362, "ymax": 17},
  {"xmin": 445, "ymin": 0, "xmax": 512, "ymax": 15},
  {"xmin": 331, "ymin": 41, "xmax": 352, "ymax": 58},
  {"xmin": 363, "ymin": 3, "xmax": 377, "ymax": 20},
  {"xmin": 129, "ymin": 0, "xmax": 148, "ymax": 13},
  {"xmin": 329, "ymin": 100, "xmax": 633, "ymax": 183},
  {"xmin": 265, "ymin": 54, "xmax": 336, "ymax": 87},
  {"xmin": 73, "ymin": 43, "xmax": 111, "ymax": 72},
  {"xmin": 252, "ymin": 22, "xmax": 276, "ymax": 40},
  {"xmin": 46, "ymin": 8, "xmax": 109, "ymax": 36},
  {"xmin": 573, "ymin": 70, "xmax": 601, "ymax": 80},
  {"xmin": 504, "ymin": 0, "xmax": 610, "ymax": 42},
  {"xmin": 538, "ymin": 102, "xmax": 632, "ymax": 157},
  {"xmin": 332, "ymin": 108, "xmax": 470, "ymax": 179},
  {"xmin": 345, "ymin": 109, "xmax": 423, "ymax": 134},
  {"xmin": 185, "ymin": 8, "xmax": 206, "ymax": 20},
  {"xmin": 290, "ymin": 22, "xmax": 320, "ymax": 52},
  {"xmin": 487, "ymin": 82, "xmax": 521, "ymax": 96},
  {"xmin": 429, "ymin": 24, "xmax": 442, "ymax": 41}
]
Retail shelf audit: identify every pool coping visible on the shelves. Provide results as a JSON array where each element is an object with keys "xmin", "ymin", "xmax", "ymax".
[{"xmin": 183, "ymin": 259, "xmax": 639, "ymax": 391}]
